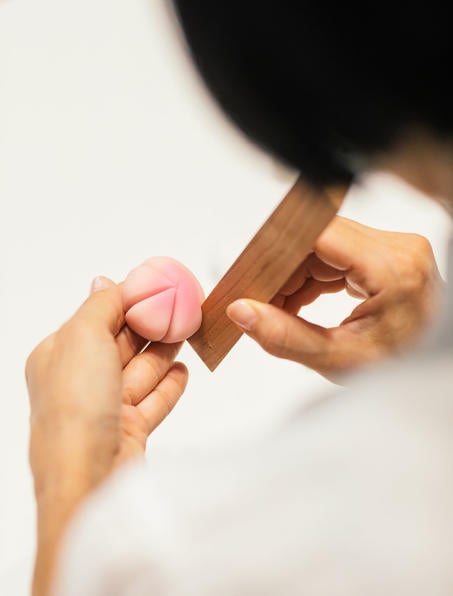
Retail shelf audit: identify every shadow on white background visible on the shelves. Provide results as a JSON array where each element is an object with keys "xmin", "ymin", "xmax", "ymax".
[{"xmin": 0, "ymin": 1, "xmax": 451, "ymax": 593}]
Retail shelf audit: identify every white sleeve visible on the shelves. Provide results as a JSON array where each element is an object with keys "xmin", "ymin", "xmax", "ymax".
[
  {"xmin": 52, "ymin": 462, "xmax": 175, "ymax": 596},
  {"xmin": 52, "ymin": 358, "xmax": 453, "ymax": 596}
]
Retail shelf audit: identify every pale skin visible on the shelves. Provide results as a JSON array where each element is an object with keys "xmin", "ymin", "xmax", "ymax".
[{"xmin": 26, "ymin": 137, "xmax": 452, "ymax": 595}]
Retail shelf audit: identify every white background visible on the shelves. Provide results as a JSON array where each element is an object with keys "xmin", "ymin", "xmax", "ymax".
[{"xmin": 0, "ymin": 1, "xmax": 451, "ymax": 593}]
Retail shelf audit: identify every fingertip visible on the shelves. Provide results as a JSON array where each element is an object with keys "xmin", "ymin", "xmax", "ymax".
[
  {"xmin": 171, "ymin": 361, "xmax": 189, "ymax": 385},
  {"xmin": 90, "ymin": 275, "xmax": 116, "ymax": 294},
  {"xmin": 226, "ymin": 299, "xmax": 258, "ymax": 331}
]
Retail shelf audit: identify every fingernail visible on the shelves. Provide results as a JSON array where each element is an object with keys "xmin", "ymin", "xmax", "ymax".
[
  {"xmin": 90, "ymin": 276, "xmax": 109, "ymax": 293},
  {"xmin": 226, "ymin": 300, "xmax": 257, "ymax": 331}
]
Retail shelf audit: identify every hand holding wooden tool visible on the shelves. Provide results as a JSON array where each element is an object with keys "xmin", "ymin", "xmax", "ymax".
[{"xmin": 188, "ymin": 177, "xmax": 348, "ymax": 371}]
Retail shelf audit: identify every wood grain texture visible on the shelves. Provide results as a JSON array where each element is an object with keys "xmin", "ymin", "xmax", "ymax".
[{"xmin": 188, "ymin": 178, "xmax": 348, "ymax": 371}]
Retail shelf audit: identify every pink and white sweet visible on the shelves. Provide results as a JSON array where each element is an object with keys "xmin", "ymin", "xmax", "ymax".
[{"xmin": 122, "ymin": 257, "xmax": 204, "ymax": 342}]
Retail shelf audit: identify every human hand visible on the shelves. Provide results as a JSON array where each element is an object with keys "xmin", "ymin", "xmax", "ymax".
[
  {"xmin": 26, "ymin": 276, "xmax": 187, "ymax": 595},
  {"xmin": 27, "ymin": 276, "xmax": 188, "ymax": 493},
  {"xmin": 227, "ymin": 217, "xmax": 443, "ymax": 381}
]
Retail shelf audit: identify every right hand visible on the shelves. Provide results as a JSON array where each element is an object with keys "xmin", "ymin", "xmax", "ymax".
[{"xmin": 226, "ymin": 217, "xmax": 443, "ymax": 382}]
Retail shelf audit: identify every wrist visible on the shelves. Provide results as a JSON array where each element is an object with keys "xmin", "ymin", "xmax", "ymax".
[
  {"xmin": 33, "ymin": 481, "xmax": 90, "ymax": 596},
  {"xmin": 33, "ymin": 461, "xmax": 94, "ymax": 596}
]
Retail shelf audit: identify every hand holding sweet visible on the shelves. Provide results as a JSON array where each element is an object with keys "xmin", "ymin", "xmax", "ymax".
[{"xmin": 26, "ymin": 266, "xmax": 201, "ymax": 596}]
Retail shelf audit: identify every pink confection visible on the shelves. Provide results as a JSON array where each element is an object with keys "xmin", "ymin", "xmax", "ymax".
[{"xmin": 122, "ymin": 257, "xmax": 204, "ymax": 343}]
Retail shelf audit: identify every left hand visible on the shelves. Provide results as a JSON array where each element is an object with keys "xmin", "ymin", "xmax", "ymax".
[
  {"xmin": 26, "ymin": 276, "xmax": 188, "ymax": 596},
  {"xmin": 227, "ymin": 217, "xmax": 443, "ymax": 381}
]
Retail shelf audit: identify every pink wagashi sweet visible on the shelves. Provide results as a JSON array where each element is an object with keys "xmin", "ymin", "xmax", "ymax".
[{"xmin": 122, "ymin": 257, "xmax": 204, "ymax": 343}]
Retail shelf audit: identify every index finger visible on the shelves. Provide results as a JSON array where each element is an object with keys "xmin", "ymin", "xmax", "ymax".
[
  {"xmin": 314, "ymin": 216, "xmax": 379, "ymax": 271},
  {"xmin": 279, "ymin": 252, "xmax": 345, "ymax": 296},
  {"xmin": 314, "ymin": 216, "xmax": 390, "ymax": 296}
]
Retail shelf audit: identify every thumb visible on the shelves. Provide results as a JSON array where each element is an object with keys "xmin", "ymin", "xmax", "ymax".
[
  {"xmin": 90, "ymin": 275, "xmax": 116, "ymax": 295},
  {"xmin": 226, "ymin": 299, "xmax": 339, "ymax": 374},
  {"xmin": 74, "ymin": 276, "xmax": 124, "ymax": 335}
]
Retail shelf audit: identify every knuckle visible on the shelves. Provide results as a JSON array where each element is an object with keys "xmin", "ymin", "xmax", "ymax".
[
  {"xmin": 140, "ymin": 353, "xmax": 161, "ymax": 385},
  {"xmin": 390, "ymin": 234, "xmax": 436, "ymax": 292},
  {"xmin": 173, "ymin": 361, "xmax": 189, "ymax": 378},
  {"xmin": 24, "ymin": 353, "xmax": 35, "ymax": 382},
  {"xmin": 25, "ymin": 334, "xmax": 55, "ymax": 380},
  {"xmin": 169, "ymin": 362, "xmax": 189, "ymax": 391},
  {"xmin": 408, "ymin": 233, "xmax": 433, "ymax": 256},
  {"xmin": 160, "ymin": 391, "xmax": 174, "ymax": 416},
  {"xmin": 405, "ymin": 235, "xmax": 435, "ymax": 272},
  {"xmin": 122, "ymin": 384, "xmax": 137, "ymax": 406},
  {"xmin": 154, "ymin": 387, "xmax": 174, "ymax": 418}
]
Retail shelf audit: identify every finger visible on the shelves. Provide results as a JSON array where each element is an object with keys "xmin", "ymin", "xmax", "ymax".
[
  {"xmin": 280, "ymin": 217, "xmax": 388, "ymax": 302},
  {"xmin": 271, "ymin": 293, "xmax": 286, "ymax": 308},
  {"xmin": 75, "ymin": 276, "xmax": 125, "ymax": 336},
  {"xmin": 116, "ymin": 325, "xmax": 148, "ymax": 368},
  {"xmin": 284, "ymin": 278, "xmax": 346, "ymax": 314},
  {"xmin": 137, "ymin": 362, "xmax": 188, "ymax": 434},
  {"xmin": 91, "ymin": 277, "xmax": 148, "ymax": 365},
  {"xmin": 315, "ymin": 216, "xmax": 370, "ymax": 269},
  {"xmin": 280, "ymin": 253, "xmax": 345, "ymax": 296},
  {"xmin": 227, "ymin": 299, "xmax": 330, "ymax": 364},
  {"xmin": 226, "ymin": 299, "xmax": 370, "ymax": 377},
  {"xmin": 314, "ymin": 217, "xmax": 387, "ymax": 295},
  {"xmin": 122, "ymin": 342, "xmax": 183, "ymax": 406}
]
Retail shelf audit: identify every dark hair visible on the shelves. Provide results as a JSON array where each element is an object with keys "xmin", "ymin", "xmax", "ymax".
[{"xmin": 172, "ymin": 2, "xmax": 452, "ymax": 187}]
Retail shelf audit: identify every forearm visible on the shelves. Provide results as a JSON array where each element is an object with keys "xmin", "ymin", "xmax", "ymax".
[
  {"xmin": 34, "ymin": 493, "xmax": 83, "ymax": 596},
  {"xmin": 31, "ymin": 431, "xmax": 113, "ymax": 596}
]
